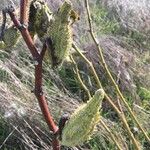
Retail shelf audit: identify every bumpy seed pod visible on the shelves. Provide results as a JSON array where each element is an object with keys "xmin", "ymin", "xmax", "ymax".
[
  {"xmin": 46, "ymin": 0, "xmax": 76, "ymax": 68},
  {"xmin": 0, "ymin": 26, "xmax": 20, "ymax": 48},
  {"xmin": 28, "ymin": 0, "xmax": 53, "ymax": 40},
  {"xmin": 61, "ymin": 89, "xmax": 105, "ymax": 147}
]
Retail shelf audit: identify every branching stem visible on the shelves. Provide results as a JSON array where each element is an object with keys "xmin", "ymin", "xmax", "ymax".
[
  {"xmin": 84, "ymin": 0, "xmax": 150, "ymax": 144},
  {"xmin": 70, "ymin": 55, "xmax": 122, "ymax": 149},
  {"xmin": 6, "ymin": 0, "xmax": 60, "ymax": 149},
  {"xmin": 73, "ymin": 43, "xmax": 140, "ymax": 149}
]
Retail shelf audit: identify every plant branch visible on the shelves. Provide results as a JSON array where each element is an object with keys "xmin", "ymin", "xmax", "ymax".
[
  {"xmin": 34, "ymin": 58, "xmax": 60, "ymax": 150},
  {"xmin": 100, "ymin": 120, "xmax": 122, "ymax": 150},
  {"xmin": 20, "ymin": 0, "xmax": 28, "ymax": 24},
  {"xmin": 7, "ymin": 0, "xmax": 60, "ymax": 149},
  {"xmin": 70, "ymin": 55, "xmax": 91, "ymax": 100},
  {"xmin": 84, "ymin": 0, "xmax": 150, "ymax": 144},
  {"xmin": 8, "ymin": 9, "xmax": 39, "ymax": 58},
  {"xmin": 70, "ymin": 55, "xmax": 122, "ymax": 149},
  {"xmin": 34, "ymin": 46, "xmax": 58, "ymax": 133},
  {"xmin": 40, "ymin": 42, "xmax": 47, "ymax": 59},
  {"xmin": 72, "ymin": 44, "xmax": 102, "ymax": 89},
  {"xmin": 73, "ymin": 43, "xmax": 140, "ymax": 149},
  {"xmin": 116, "ymin": 56, "xmax": 124, "ymax": 113}
]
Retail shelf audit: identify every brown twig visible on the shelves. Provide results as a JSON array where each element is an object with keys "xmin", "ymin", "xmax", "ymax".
[
  {"xmin": 20, "ymin": 0, "xmax": 28, "ymax": 24},
  {"xmin": 8, "ymin": 9, "xmax": 39, "ymax": 58},
  {"xmin": 6, "ymin": 0, "xmax": 60, "ymax": 149}
]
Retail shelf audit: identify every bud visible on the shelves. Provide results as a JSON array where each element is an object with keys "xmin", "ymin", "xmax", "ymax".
[{"xmin": 61, "ymin": 89, "xmax": 105, "ymax": 147}]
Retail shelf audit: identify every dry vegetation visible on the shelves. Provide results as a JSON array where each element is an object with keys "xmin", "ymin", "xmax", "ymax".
[{"xmin": 0, "ymin": 0, "xmax": 150, "ymax": 149}]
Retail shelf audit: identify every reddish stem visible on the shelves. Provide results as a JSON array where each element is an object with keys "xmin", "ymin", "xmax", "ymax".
[
  {"xmin": 8, "ymin": 11, "xmax": 39, "ymax": 58},
  {"xmin": 20, "ymin": 0, "xmax": 28, "ymax": 24},
  {"xmin": 7, "ymin": 0, "xmax": 60, "ymax": 149},
  {"xmin": 34, "ymin": 44, "xmax": 58, "ymax": 133},
  {"xmin": 52, "ymin": 138, "xmax": 60, "ymax": 150},
  {"xmin": 35, "ymin": 56, "xmax": 60, "ymax": 150}
]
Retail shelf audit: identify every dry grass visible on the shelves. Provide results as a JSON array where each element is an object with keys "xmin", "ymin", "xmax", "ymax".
[
  {"xmin": 101, "ymin": 0, "xmax": 150, "ymax": 33},
  {"xmin": 0, "ymin": 0, "xmax": 150, "ymax": 149}
]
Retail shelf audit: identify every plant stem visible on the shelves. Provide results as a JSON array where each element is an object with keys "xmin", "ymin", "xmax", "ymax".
[
  {"xmin": 70, "ymin": 55, "xmax": 91, "ymax": 100},
  {"xmin": 70, "ymin": 55, "xmax": 122, "ymax": 149},
  {"xmin": 73, "ymin": 43, "xmax": 140, "ymax": 149},
  {"xmin": 20, "ymin": 0, "xmax": 28, "ymax": 24},
  {"xmin": 84, "ymin": 0, "xmax": 150, "ymax": 143},
  {"xmin": 72, "ymin": 44, "xmax": 102, "ymax": 89},
  {"xmin": 7, "ymin": 0, "xmax": 60, "ymax": 149},
  {"xmin": 100, "ymin": 119, "xmax": 122, "ymax": 150},
  {"xmin": 84, "ymin": 0, "xmax": 141, "ymax": 147}
]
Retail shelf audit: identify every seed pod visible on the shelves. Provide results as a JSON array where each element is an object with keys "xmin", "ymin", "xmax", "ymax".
[
  {"xmin": 46, "ymin": 1, "xmax": 76, "ymax": 68},
  {"xmin": 61, "ymin": 89, "xmax": 105, "ymax": 147},
  {"xmin": 2, "ymin": 26, "xmax": 20, "ymax": 48},
  {"xmin": 28, "ymin": 0, "xmax": 53, "ymax": 40}
]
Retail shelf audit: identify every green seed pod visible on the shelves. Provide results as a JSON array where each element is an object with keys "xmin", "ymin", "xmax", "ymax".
[
  {"xmin": 46, "ymin": 0, "xmax": 75, "ymax": 68},
  {"xmin": 61, "ymin": 89, "xmax": 105, "ymax": 147},
  {"xmin": 2, "ymin": 26, "xmax": 20, "ymax": 48},
  {"xmin": 29, "ymin": 0, "xmax": 53, "ymax": 40}
]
